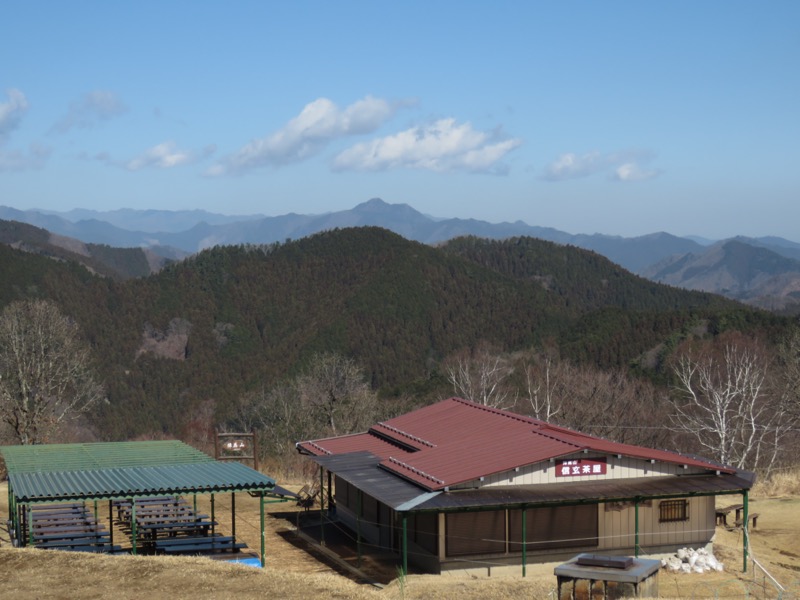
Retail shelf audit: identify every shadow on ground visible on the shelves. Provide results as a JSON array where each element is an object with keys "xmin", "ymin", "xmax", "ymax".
[{"xmin": 269, "ymin": 510, "xmax": 412, "ymax": 586}]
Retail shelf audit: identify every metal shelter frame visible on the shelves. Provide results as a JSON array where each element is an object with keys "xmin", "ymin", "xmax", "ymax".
[{"xmin": 1, "ymin": 440, "xmax": 293, "ymax": 567}]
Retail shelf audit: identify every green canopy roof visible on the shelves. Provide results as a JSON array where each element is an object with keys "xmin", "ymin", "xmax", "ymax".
[
  {"xmin": 1, "ymin": 440, "xmax": 285, "ymax": 503},
  {"xmin": 0, "ymin": 440, "xmax": 212, "ymax": 473}
]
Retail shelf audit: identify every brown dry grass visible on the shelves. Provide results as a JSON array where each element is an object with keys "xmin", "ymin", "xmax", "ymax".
[{"xmin": 2, "ymin": 480, "xmax": 800, "ymax": 599}]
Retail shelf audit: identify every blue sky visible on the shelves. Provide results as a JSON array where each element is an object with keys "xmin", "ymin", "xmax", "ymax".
[{"xmin": 1, "ymin": 1, "xmax": 798, "ymax": 240}]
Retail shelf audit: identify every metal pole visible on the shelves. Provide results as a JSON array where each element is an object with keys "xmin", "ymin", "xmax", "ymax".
[
  {"xmin": 320, "ymin": 466, "xmax": 325, "ymax": 514},
  {"xmin": 356, "ymin": 490, "xmax": 362, "ymax": 568},
  {"xmin": 320, "ymin": 467, "xmax": 326, "ymax": 547},
  {"xmin": 522, "ymin": 508, "xmax": 527, "ymax": 577},
  {"xmin": 402, "ymin": 513, "xmax": 408, "ymax": 577},
  {"xmin": 260, "ymin": 494, "xmax": 265, "ymax": 568},
  {"xmin": 211, "ymin": 493, "xmax": 216, "ymax": 536},
  {"xmin": 27, "ymin": 505, "xmax": 33, "ymax": 546},
  {"xmin": 251, "ymin": 429, "xmax": 259, "ymax": 472},
  {"xmin": 231, "ymin": 493, "xmax": 236, "ymax": 541},
  {"xmin": 108, "ymin": 500, "xmax": 114, "ymax": 550},
  {"xmin": 743, "ymin": 490, "xmax": 749, "ymax": 573},
  {"xmin": 634, "ymin": 499, "xmax": 640, "ymax": 558},
  {"xmin": 131, "ymin": 499, "xmax": 137, "ymax": 555}
]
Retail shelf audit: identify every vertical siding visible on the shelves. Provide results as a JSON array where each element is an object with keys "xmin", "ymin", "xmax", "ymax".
[
  {"xmin": 452, "ymin": 452, "xmax": 705, "ymax": 490},
  {"xmin": 599, "ymin": 496, "xmax": 714, "ymax": 551}
]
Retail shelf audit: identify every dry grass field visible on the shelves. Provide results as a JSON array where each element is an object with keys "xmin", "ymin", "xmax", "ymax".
[{"xmin": 2, "ymin": 479, "xmax": 800, "ymax": 599}]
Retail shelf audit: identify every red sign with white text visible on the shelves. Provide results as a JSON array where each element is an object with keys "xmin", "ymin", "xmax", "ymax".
[{"xmin": 555, "ymin": 457, "xmax": 607, "ymax": 477}]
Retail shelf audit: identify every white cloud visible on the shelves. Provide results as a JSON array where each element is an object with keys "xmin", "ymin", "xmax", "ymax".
[
  {"xmin": 613, "ymin": 162, "xmax": 660, "ymax": 182},
  {"xmin": 52, "ymin": 90, "xmax": 127, "ymax": 133},
  {"xmin": 207, "ymin": 95, "xmax": 399, "ymax": 175},
  {"xmin": 543, "ymin": 149, "xmax": 660, "ymax": 182},
  {"xmin": 0, "ymin": 88, "xmax": 29, "ymax": 143},
  {"xmin": 542, "ymin": 152, "xmax": 607, "ymax": 181},
  {"xmin": 332, "ymin": 118, "xmax": 522, "ymax": 173},
  {"xmin": 124, "ymin": 141, "xmax": 213, "ymax": 171}
]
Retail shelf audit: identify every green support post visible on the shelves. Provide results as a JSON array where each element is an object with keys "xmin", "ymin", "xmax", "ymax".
[
  {"xmin": 743, "ymin": 490, "xmax": 749, "ymax": 573},
  {"xmin": 522, "ymin": 507, "xmax": 527, "ymax": 577},
  {"xmin": 211, "ymin": 493, "xmax": 216, "ymax": 536},
  {"xmin": 27, "ymin": 505, "xmax": 33, "ymax": 546},
  {"xmin": 320, "ymin": 467, "xmax": 325, "ymax": 514},
  {"xmin": 402, "ymin": 513, "xmax": 408, "ymax": 577},
  {"xmin": 319, "ymin": 468, "xmax": 326, "ymax": 547},
  {"xmin": 634, "ymin": 498, "xmax": 640, "ymax": 558},
  {"xmin": 93, "ymin": 499, "xmax": 98, "ymax": 520},
  {"xmin": 356, "ymin": 491, "xmax": 362, "ymax": 568},
  {"xmin": 231, "ymin": 493, "xmax": 236, "ymax": 541},
  {"xmin": 131, "ymin": 499, "xmax": 137, "ymax": 555},
  {"xmin": 108, "ymin": 500, "xmax": 114, "ymax": 550},
  {"xmin": 260, "ymin": 494, "xmax": 265, "ymax": 569}
]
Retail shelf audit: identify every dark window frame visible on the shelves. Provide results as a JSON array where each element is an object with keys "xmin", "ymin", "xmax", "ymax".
[{"xmin": 659, "ymin": 499, "xmax": 689, "ymax": 523}]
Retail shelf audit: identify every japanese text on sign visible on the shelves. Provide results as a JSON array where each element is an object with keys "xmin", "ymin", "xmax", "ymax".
[{"xmin": 555, "ymin": 457, "xmax": 607, "ymax": 477}]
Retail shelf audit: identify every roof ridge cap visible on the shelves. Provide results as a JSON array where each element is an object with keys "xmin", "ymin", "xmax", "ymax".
[
  {"xmin": 386, "ymin": 456, "xmax": 445, "ymax": 486},
  {"xmin": 373, "ymin": 422, "xmax": 436, "ymax": 448},
  {"xmin": 452, "ymin": 397, "xmax": 540, "ymax": 425}
]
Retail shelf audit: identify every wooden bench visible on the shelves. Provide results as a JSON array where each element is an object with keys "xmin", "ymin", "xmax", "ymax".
[
  {"xmin": 38, "ymin": 542, "xmax": 122, "ymax": 553},
  {"xmin": 154, "ymin": 535, "xmax": 246, "ymax": 555},
  {"xmin": 734, "ymin": 512, "xmax": 759, "ymax": 529}
]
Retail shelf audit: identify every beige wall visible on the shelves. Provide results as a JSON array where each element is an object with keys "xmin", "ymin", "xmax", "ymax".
[
  {"xmin": 451, "ymin": 451, "xmax": 707, "ymax": 490},
  {"xmin": 599, "ymin": 496, "xmax": 715, "ymax": 551}
]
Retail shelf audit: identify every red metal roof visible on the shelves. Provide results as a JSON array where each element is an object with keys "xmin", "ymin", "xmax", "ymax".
[{"xmin": 298, "ymin": 397, "xmax": 734, "ymax": 491}]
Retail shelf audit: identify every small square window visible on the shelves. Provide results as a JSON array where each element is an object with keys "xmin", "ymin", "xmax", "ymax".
[{"xmin": 659, "ymin": 499, "xmax": 689, "ymax": 523}]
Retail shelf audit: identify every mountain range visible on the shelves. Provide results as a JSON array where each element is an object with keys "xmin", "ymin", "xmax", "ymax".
[{"xmin": 2, "ymin": 198, "xmax": 799, "ymax": 313}]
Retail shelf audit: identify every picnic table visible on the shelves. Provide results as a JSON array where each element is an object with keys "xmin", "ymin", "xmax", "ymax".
[{"xmin": 715, "ymin": 504, "xmax": 744, "ymax": 526}]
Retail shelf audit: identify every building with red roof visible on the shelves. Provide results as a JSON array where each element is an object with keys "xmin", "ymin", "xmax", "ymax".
[{"xmin": 297, "ymin": 397, "xmax": 754, "ymax": 575}]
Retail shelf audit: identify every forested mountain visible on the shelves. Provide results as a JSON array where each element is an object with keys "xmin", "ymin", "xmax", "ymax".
[
  {"xmin": 0, "ymin": 226, "xmax": 786, "ymax": 442},
  {"xmin": 644, "ymin": 240, "xmax": 800, "ymax": 313},
  {"xmin": 0, "ymin": 219, "xmax": 171, "ymax": 279},
  {"xmin": 5, "ymin": 199, "xmax": 800, "ymax": 311}
]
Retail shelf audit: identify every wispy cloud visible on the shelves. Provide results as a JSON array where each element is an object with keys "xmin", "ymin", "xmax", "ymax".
[
  {"xmin": 0, "ymin": 88, "xmax": 29, "ymax": 143},
  {"xmin": 613, "ymin": 162, "xmax": 661, "ymax": 182},
  {"xmin": 51, "ymin": 90, "xmax": 127, "ymax": 134},
  {"xmin": 0, "ymin": 143, "xmax": 51, "ymax": 172},
  {"xmin": 332, "ymin": 118, "xmax": 522, "ymax": 174},
  {"xmin": 94, "ymin": 141, "xmax": 216, "ymax": 171},
  {"xmin": 207, "ymin": 95, "xmax": 401, "ymax": 176},
  {"xmin": 542, "ymin": 150, "xmax": 660, "ymax": 182},
  {"xmin": 0, "ymin": 89, "xmax": 51, "ymax": 172}
]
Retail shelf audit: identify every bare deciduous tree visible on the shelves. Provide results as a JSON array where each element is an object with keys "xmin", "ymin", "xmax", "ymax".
[
  {"xmin": 522, "ymin": 354, "xmax": 563, "ymax": 422},
  {"xmin": 296, "ymin": 352, "xmax": 378, "ymax": 437},
  {"xmin": 443, "ymin": 342, "xmax": 516, "ymax": 409},
  {"xmin": 0, "ymin": 299, "xmax": 104, "ymax": 444},
  {"xmin": 670, "ymin": 337, "xmax": 794, "ymax": 473}
]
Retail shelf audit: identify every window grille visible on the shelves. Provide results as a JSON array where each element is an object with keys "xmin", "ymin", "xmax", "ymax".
[{"xmin": 659, "ymin": 499, "xmax": 689, "ymax": 523}]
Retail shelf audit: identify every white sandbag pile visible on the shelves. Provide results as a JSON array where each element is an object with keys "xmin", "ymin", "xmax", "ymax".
[{"xmin": 662, "ymin": 547, "xmax": 724, "ymax": 573}]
